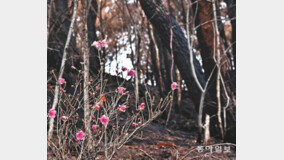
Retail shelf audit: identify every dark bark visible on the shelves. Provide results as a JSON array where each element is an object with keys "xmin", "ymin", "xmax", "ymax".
[
  {"xmin": 225, "ymin": 0, "xmax": 236, "ymax": 94},
  {"xmin": 148, "ymin": 23, "xmax": 163, "ymax": 94},
  {"xmin": 194, "ymin": 0, "xmax": 218, "ymax": 102},
  {"xmin": 87, "ymin": 0, "xmax": 100, "ymax": 74},
  {"xmin": 194, "ymin": 0, "xmax": 236, "ymax": 142},
  {"xmin": 47, "ymin": 0, "xmax": 79, "ymax": 92},
  {"xmin": 139, "ymin": 0, "xmax": 212, "ymax": 112},
  {"xmin": 154, "ymin": 32, "xmax": 172, "ymax": 93},
  {"xmin": 47, "ymin": 0, "xmax": 99, "ymax": 91}
]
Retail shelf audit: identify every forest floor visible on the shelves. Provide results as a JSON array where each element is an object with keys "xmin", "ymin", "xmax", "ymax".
[{"xmin": 113, "ymin": 121, "xmax": 236, "ymax": 160}]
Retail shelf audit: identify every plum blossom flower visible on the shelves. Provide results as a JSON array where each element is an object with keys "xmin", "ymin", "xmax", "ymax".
[
  {"xmin": 59, "ymin": 78, "xmax": 65, "ymax": 84},
  {"xmin": 76, "ymin": 130, "xmax": 85, "ymax": 140},
  {"xmin": 127, "ymin": 70, "xmax": 136, "ymax": 77},
  {"xmin": 92, "ymin": 124, "xmax": 98, "ymax": 130},
  {"xmin": 59, "ymin": 87, "xmax": 64, "ymax": 93},
  {"xmin": 48, "ymin": 109, "xmax": 56, "ymax": 118},
  {"xmin": 91, "ymin": 39, "xmax": 107, "ymax": 49},
  {"xmin": 117, "ymin": 105, "xmax": 127, "ymax": 112},
  {"xmin": 71, "ymin": 66, "xmax": 76, "ymax": 69},
  {"xmin": 132, "ymin": 123, "xmax": 137, "ymax": 127},
  {"xmin": 137, "ymin": 121, "xmax": 142, "ymax": 125},
  {"xmin": 117, "ymin": 87, "xmax": 126, "ymax": 94},
  {"xmin": 98, "ymin": 115, "xmax": 109, "ymax": 125},
  {"xmin": 60, "ymin": 116, "xmax": 68, "ymax": 121},
  {"xmin": 138, "ymin": 103, "xmax": 145, "ymax": 111},
  {"xmin": 171, "ymin": 82, "xmax": 178, "ymax": 90},
  {"xmin": 94, "ymin": 105, "xmax": 100, "ymax": 110},
  {"xmin": 92, "ymin": 116, "xmax": 96, "ymax": 120},
  {"xmin": 122, "ymin": 67, "xmax": 127, "ymax": 71}
]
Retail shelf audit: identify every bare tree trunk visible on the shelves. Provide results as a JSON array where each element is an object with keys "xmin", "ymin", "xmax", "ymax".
[
  {"xmin": 212, "ymin": 0, "xmax": 224, "ymax": 140},
  {"xmin": 203, "ymin": 114, "xmax": 210, "ymax": 145},
  {"xmin": 148, "ymin": 23, "xmax": 164, "ymax": 95},
  {"xmin": 82, "ymin": 0, "xmax": 92, "ymax": 150},
  {"xmin": 176, "ymin": 68, "xmax": 182, "ymax": 109}
]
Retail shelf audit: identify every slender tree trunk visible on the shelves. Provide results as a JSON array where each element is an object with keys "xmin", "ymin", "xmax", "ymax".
[
  {"xmin": 176, "ymin": 68, "xmax": 182, "ymax": 109},
  {"xmin": 148, "ymin": 23, "xmax": 164, "ymax": 95},
  {"xmin": 81, "ymin": 0, "xmax": 92, "ymax": 150}
]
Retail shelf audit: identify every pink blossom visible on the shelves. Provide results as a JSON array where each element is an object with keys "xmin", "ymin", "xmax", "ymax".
[
  {"xmin": 89, "ymin": 104, "xmax": 93, "ymax": 108},
  {"xmin": 127, "ymin": 70, "xmax": 136, "ymax": 77},
  {"xmin": 48, "ymin": 109, "xmax": 56, "ymax": 118},
  {"xmin": 117, "ymin": 105, "xmax": 127, "ymax": 112},
  {"xmin": 71, "ymin": 66, "xmax": 76, "ymax": 69},
  {"xmin": 92, "ymin": 116, "xmax": 96, "ymax": 120},
  {"xmin": 117, "ymin": 87, "xmax": 126, "ymax": 94},
  {"xmin": 171, "ymin": 82, "xmax": 178, "ymax": 90},
  {"xmin": 94, "ymin": 105, "xmax": 100, "ymax": 110},
  {"xmin": 76, "ymin": 130, "xmax": 85, "ymax": 140},
  {"xmin": 59, "ymin": 78, "xmax": 65, "ymax": 84},
  {"xmin": 92, "ymin": 124, "xmax": 98, "ymax": 130},
  {"xmin": 60, "ymin": 116, "xmax": 68, "ymax": 121},
  {"xmin": 132, "ymin": 123, "xmax": 137, "ymax": 127},
  {"xmin": 59, "ymin": 87, "xmax": 64, "ymax": 93},
  {"xmin": 98, "ymin": 115, "xmax": 109, "ymax": 125},
  {"xmin": 138, "ymin": 103, "xmax": 145, "ymax": 111},
  {"xmin": 122, "ymin": 67, "xmax": 127, "ymax": 71},
  {"xmin": 91, "ymin": 39, "xmax": 107, "ymax": 49},
  {"xmin": 137, "ymin": 121, "xmax": 142, "ymax": 125}
]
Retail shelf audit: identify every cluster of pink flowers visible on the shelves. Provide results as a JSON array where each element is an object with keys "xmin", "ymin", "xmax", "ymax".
[
  {"xmin": 98, "ymin": 115, "xmax": 109, "ymax": 125},
  {"xmin": 91, "ymin": 39, "xmax": 107, "ymax": 49},
  {"xmin": 59, "ymin": 78, "xmax": 65, "ymax": 85},
  {"xmin": 90, "ymin": 104, "xmax": 100, "ymax": 111},
  {"xmin": 171, "ymin": 82, "xmax": 178, "ymax": 90},
  {"xmin": 60, "ymin": 116, "xmax": 68, "ymax": 121},
  {"xmin": 117, "ymin": 86, "xmax": 129, "ymax": 95},
  {"xmin": 48, "ymin": 109, "xmax": 56, "ymax": 118},
  {"xmin": 132, "ymin": 121, "xmax": 142, "ymax": 127},
  {"xmin": 92, "ymin": 124, "xmax": 99, "ymax": 130},
  {"xmin": 76, "ymin": 130, "xmax": 85, "ymax": 141},
  {"xmin": 117, "ymin": 105, "xmax": 127, "ymax": 112},
  {"xmin": 117, "ymin": 87, "xmax": 126, "ymax": 94},
  {"xmin": 127, "ymin": 70, "xmax": 136, "ymax": 77},
  {"xmin": 138, "ymin": 103, "xmax": 145, "ymax": 111},
  {"xmin": 122, "ymin": 66, "xmax": 127, "ymax": 71}
]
